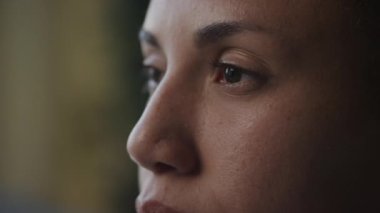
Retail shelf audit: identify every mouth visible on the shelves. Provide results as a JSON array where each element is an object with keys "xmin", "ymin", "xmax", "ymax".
[{"xmin": 137, "ymin": 200, "xmax": 180, "ymax": 213}]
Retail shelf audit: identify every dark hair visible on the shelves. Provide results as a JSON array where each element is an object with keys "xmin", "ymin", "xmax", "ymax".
[
  {"xmin": 346, "ymin": 0, "xmax": 379, "ymax": 113},
  {"xmin": 354, "ymin": 0, "xmax": 379, "ymax": 98},
  {"xmin": 354, "ymin": 0, "xmax": 379, "ymax": 37}
]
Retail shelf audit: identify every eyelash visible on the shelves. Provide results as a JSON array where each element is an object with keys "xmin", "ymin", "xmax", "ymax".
[
  {"xmin": 213, "ymin": 62, "xmax": 266, "ymax": 85},
  {"xmin": 214, "ymin": 62, "xmax": 251, "ymax": 82},
  {"xmin": 142, "ymin": 65, "xmax": 163, "ymax": 95},
  {"xmin": 141, "ymin": 62, "xmax": 266, "ymax": 95}
]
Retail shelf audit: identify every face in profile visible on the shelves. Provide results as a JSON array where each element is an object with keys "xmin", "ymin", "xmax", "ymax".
[{"xmin": 127, "ymin": 0, "xmax": 378, "ymax": 212}]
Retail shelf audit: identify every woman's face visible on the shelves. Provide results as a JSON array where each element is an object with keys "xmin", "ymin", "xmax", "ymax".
[{"xmin": 128, "ymin": 0, "xmax": 375, "ymax": 212}]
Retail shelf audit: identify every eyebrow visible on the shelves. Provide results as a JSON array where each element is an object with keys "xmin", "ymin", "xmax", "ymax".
[
  {"xmin": 138, "ymin": 21, "xmax": 267, "ymax": 49},
  {"xmin": 195, "ymin": 21, "xmax": 266, "ymax": 47}
]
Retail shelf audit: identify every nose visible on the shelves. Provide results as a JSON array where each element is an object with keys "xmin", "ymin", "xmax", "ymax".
[{"xmin": 127, "ymin": 76, "xmax": 199, "ymax": 175}]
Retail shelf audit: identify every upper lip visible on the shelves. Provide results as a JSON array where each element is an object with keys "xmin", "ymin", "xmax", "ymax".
[{"xmin": 137, "ymin": 200, "xmax": 180, "ymax": 213}]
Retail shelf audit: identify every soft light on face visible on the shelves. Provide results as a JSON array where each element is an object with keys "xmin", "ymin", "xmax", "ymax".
[{"xmin": 127, "ymin": 0, "xmax": 378, "ymax": 212}]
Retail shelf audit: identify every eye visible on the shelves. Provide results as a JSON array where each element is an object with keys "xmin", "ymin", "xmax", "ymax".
[
  {"xmin": 142, "ymin": 65, "xmax": 163, "ymax": 95},
  {"xmin": 220, "ymin": 65, "xmax": 243, "ymax": 83},
  {"xmin": 214, "ymin": 63, "xmax": 267, "ymax": 95}
]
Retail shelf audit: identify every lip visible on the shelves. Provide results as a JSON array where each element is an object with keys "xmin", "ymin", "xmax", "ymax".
[{"xmin": 137, "ymin": 200, "xmax": 180, "ymax": 213}]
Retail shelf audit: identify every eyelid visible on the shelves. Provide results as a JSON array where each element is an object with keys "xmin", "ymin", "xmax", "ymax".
[
  {"xmin": 141, "ymin": 64, "xmax": 163, "ymax": 95},
  {"xmin": 212, "ymin": 63, "xmax": 268, "ymax": 96},
  {"xmin": 142, "ymin": 54, "xmax": 159, "ymax": 66},
  {"xmin": 142, "ymin": 53, "xmax": 166, "ymax": 72},
  {"xmin": 214, "ymin": 61, "xmax": 268, "ymax": 83},
  {"xmin": 222, "ymin": 61, "xmax": 271, "ymax": 87},
  {"xmin": 141, "ymin": 41, "xmax": 162, "ymax": 56},
  {"xmin": 217, "ymin": 48, "xmax": 270, "ymax": 71},
  {"xmin": 215, "ymin": 62, "xmax": 252, "ymax": 74}
]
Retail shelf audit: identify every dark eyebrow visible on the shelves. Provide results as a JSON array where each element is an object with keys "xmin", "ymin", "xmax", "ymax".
[
  {"xmin": 139, "ymin": 21, "xmax": 267, "ymax": 49},
  {"xmin": 139, "ymin": 29, "xmax": 160, "ymax": 48},
  {"xmin": 195, "ymin": 21, "xmax": 265, "ymax": 47}
]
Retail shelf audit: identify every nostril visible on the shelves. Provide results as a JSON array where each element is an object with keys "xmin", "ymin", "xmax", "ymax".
[{"xmin": 154, "ymin": 162, "xmax": 176, "ymax": 174}]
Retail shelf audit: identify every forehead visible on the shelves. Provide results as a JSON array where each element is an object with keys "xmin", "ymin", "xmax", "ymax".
[{"xmin": 143, "ymin": 0, "xmax": 345, "ymax": 42}]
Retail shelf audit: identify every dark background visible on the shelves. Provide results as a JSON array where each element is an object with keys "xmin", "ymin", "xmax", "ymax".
[{"xmin": 1, "ymin": 0, "xmax": 149, "ymax": 212}]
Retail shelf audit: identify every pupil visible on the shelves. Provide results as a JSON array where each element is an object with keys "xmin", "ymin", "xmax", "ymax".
[{"xmin": 224, "ymin": 66, "xmax": 241, "ymax": 83}]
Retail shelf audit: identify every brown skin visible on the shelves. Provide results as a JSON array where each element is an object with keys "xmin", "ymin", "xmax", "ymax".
[{"xmin": 127, "ymin": 0, "xmax": 379, "ymax": 212}]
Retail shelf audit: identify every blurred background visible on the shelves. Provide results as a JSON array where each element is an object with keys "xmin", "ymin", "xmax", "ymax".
[{"xmin": 1, "ymin": 0, "xmax": 149, "ymax": 212}]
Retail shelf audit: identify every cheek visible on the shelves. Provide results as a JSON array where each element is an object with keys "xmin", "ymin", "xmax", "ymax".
[{"xmin": 197, "ymin": 82, "xmax": 348, "ymax": 210}]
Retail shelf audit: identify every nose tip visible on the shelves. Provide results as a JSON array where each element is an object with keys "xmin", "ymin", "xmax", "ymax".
[
  {"xmin": 127, "ymin": 129, "xmax": 154, "ymax": 170},
  {"xmin": 127, "ymin": 123, "xmax": 199, "ymax": 175}
]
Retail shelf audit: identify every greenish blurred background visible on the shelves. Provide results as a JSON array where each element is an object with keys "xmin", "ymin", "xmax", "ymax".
[{"xmin": 0, "ymin": 0, "xmax": 149, "ymax": 212}]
